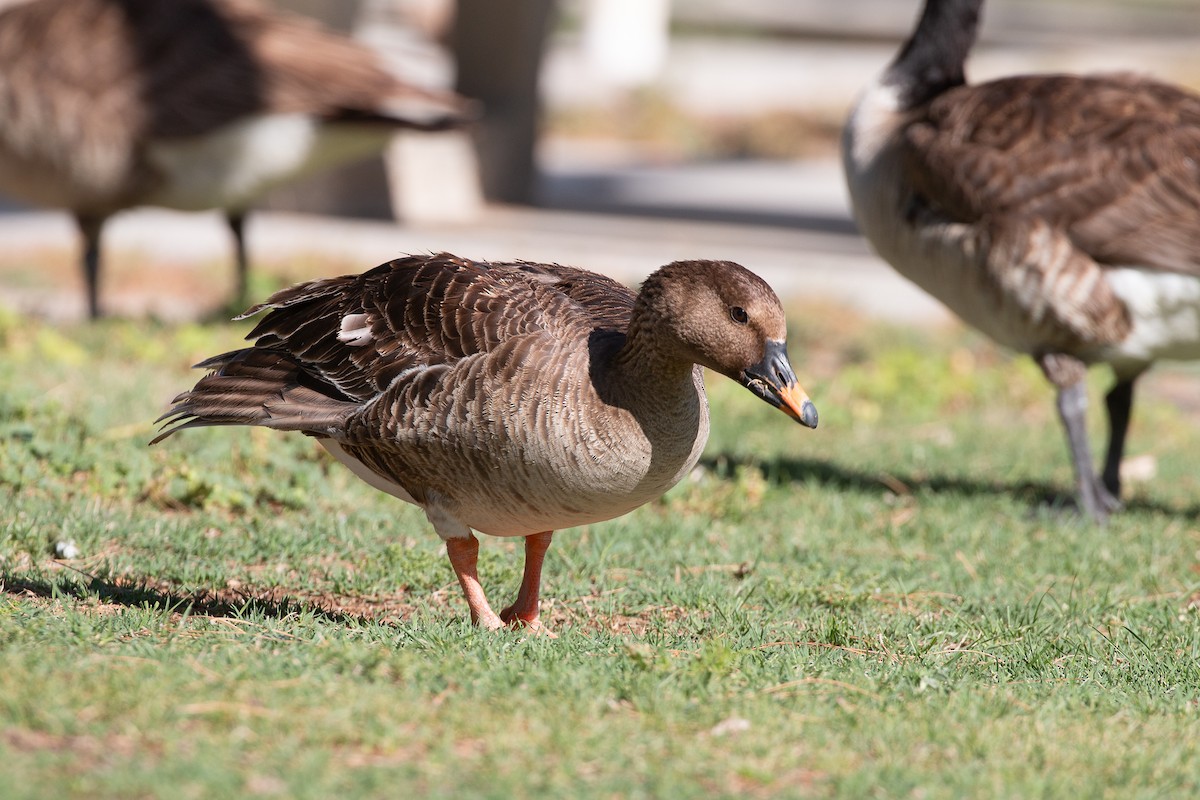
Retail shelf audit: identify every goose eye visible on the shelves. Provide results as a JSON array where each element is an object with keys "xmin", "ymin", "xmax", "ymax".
[{"xmin": 729, "ymin": 306, "xmax": 749, "ymax": 325}]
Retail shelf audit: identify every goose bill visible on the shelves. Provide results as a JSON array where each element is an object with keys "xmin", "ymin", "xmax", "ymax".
[{"xmin": 740, "ymin": 341, "xmax": 818, "ymax": 428}]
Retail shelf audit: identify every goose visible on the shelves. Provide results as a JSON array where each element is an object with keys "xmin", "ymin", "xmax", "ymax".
[
  {"xmin": 0, "ymin": 0, "xmax": 470, "ymax": 318},
  {"xmin": 842, "ymin": 0, "xmax": 1200, "ymax": 521},
  {"xmin": 153, "ymin": 253, "xmax": 819, "ymax": 631}
]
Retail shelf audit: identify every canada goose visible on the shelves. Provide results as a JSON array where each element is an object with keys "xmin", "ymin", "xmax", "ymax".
[
  {"xmin": 842, "ymin": 0, "xmax": 1200, "ymax": 521},
  {"xmin": 0, "ymin": 0, "xmax": 470, "ymax": 318},
  {"xmin": 154, "ymin": 253, "xmax": 818, "ymax": 631}
]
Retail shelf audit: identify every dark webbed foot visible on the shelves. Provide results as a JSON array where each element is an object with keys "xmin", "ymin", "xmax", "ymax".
[{"xmin": 1078, "ymin": 473, "xmax": 1122, "ymax": 524}]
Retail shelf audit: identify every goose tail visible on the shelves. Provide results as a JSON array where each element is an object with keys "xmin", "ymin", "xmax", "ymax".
[{"xmin": 151, "ymin": 348, "xmax": 356, "ymax": 445}]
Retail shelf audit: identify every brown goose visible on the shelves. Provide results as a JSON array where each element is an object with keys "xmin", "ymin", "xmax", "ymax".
[
  {"xmin": 0, "ymin": 0, "xmax": 470, "ymax": 318},
  {"xmin": 842, "ymin": 0, "xmax": 1200, "ymax": 521},
  {"xmin": 154, "ymin": 253, "xmax": 818, "ymax": 631}
]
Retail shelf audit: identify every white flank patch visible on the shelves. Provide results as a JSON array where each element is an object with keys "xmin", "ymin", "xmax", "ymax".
[
  {"xmin": 1104, "ymin": 268, "xmax": 1200, "ymax": 366},
  {"xmin": 1120, "ymin": 453, "xmax": 1158, "ymax": 484},
  {"xmin": 338, "ymin": 313, "xmax": 373, "ymax": 346},
  {"xmin": 146, "ymin": 113, "xmax": 393, "ymax": 211}
]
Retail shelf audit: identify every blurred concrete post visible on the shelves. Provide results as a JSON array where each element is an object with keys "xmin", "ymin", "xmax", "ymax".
[
  {"xmin": 452, "ymin": 0, "xmax": 555, "ymax": 204},
  {"xmin": 582, "ymin": 0, "xmax": 670, "ymax": 88}
]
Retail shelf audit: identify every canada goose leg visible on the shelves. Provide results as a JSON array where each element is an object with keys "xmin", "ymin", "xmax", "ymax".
[
  {"xmin": 445, "ymin": 534, "xmax": 504, "ymax": 630},
  {"xmin": 1054, "ymin": 380, "xmax": 1123, "ymax": 522},
  {"xmin": 226, "ymin": 211, "xmax": 249, "ymax": 307},
  {"xmin": 1039, "ymin": 353, "xmax": 1116, "ymax": 522},
  {"xmin": 1101, "ymin": 375, "xmax": 1140, "ymax": 501},
  {"xmin": 75, "ymin": 214, "xmax": 105, "ymax": 319},
  {"xmin": 500, "ymin": 531, "xmax": 555, "ymax": 634}
]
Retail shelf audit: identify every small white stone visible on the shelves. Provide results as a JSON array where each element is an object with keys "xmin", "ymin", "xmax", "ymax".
[
  {"xmin": 1121, "ymin": 454, "xmax": 1158, "ymax": 484},
  {"xmin": 54, "ymin": 540, "xmax": 80, "ymax": 559},
  {"xmin": 709, "ymin": 717, "xmax": 751, "ymax": 737}
]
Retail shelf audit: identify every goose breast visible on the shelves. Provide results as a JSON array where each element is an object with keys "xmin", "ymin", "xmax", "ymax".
[{"xmin": 329, "ymin": 319, "xmax": 710, "ymax": 538}]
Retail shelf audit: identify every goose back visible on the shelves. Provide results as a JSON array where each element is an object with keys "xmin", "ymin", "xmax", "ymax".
[{"xmin": 906, "ymin": 74, "xmax": 1200, "ymax": 276}]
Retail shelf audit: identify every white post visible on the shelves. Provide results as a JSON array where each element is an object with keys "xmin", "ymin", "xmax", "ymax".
[{"xmin": 582, "ymin": 0, "xmax": 671, "ymax": 88}]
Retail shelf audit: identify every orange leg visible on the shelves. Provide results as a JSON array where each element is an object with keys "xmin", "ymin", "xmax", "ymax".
[
  {"xmin": 445, "ymin": 535, "xmax": 503, "ymax": 630},
  {"xmin": 500, "ymin": 531, "xmax": 554, "ymax": 631}
]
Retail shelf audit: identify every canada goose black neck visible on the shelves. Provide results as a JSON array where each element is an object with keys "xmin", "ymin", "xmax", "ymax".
[{"xmin": 884, "ymin": 0, "xmax": 983, "ymax": 109}]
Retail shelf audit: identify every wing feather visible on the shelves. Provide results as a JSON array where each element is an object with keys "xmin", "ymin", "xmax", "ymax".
[
  {"xmin": 906, "ymin": 73, "xmax": 1200, "ymax": 275},
  {"xmin": 155, "ymin": 253, "xmax": 636, "ymax": 442}
]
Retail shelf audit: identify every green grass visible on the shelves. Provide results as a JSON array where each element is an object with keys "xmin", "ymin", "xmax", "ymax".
[{"xmin": 3, "ymin": 300, "xmax": 1200, "ymax": 799}]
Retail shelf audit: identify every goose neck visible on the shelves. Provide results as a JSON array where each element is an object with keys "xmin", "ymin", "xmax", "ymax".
[
  {"xmin": 611, "ymin": 323, "xmax": 694, "ymax": 383},
  {"xmin": 884, "ymin": 0, "xmax": 982, "ymax": 109}
]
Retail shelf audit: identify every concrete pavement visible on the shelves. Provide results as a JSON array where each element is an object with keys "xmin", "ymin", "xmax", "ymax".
[{"xmin": 0, "ymin": 192, "xmax": 950, "ymax": 324}]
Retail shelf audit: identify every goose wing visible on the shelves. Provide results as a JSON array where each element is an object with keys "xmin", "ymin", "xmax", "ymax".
[
  {"xmin": 499, "ymin": 259, "xmax": 636, "ymax": 333},
  {"xmin": 905, "ymin": 73, "xmax": 1200, "ymax": 276},
  {"xmin": 154, "ymin": 253, "xmax": 634, "ymax": 440},
  {"xmin": 129, "ymin": 0, "xmax": 468, "ymax": 139}
]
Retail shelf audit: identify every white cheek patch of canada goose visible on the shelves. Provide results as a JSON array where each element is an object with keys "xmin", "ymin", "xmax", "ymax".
[
  {"xmin": 843, "ymin": 0, "xmax": 1200, "ymax": 523},
  {"xmin": 154, "ymin": 253, "xmax": 817, "ymax": 633}
]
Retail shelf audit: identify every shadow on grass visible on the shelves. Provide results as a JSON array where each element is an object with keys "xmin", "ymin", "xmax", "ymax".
[
  {"xmin": 0, "ymin": 571, "xmax": 385, "ymax": 627},
  {"xmin": 701, "ymin": 453, "xmax": 1200, "ymax": 521}
]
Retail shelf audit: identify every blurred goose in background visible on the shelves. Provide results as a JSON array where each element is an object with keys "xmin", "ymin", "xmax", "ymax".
[
  {"xmin": 0, "ymin": 0, "xmax": 472, "ymax": 318},
  {"xmin": 842, "ymin": 0, "xmax": 1200, "ymax": 521},
  {"xmin": 155, "ymin": 253, "xmax": 818, "ymax": 631}
]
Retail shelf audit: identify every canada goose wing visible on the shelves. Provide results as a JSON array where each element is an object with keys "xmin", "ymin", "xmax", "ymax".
[
  {"xmin": 135, "ymin": 0, "xmax": 466, "ymax": 140},
  {"xmin": 905, "ymin": 73, "xmax": 1200, "ymax": 277}
]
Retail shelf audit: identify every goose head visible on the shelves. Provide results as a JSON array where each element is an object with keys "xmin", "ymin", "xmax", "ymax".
[{"xmin": 633, "ymin": 260, "xmax": 818, "ymax": 428}]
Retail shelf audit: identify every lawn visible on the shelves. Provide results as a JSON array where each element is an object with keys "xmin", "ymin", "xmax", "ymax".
[{"xmin": 2, "ymin": 284, "xmax": 1200, "ymax": 798}]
